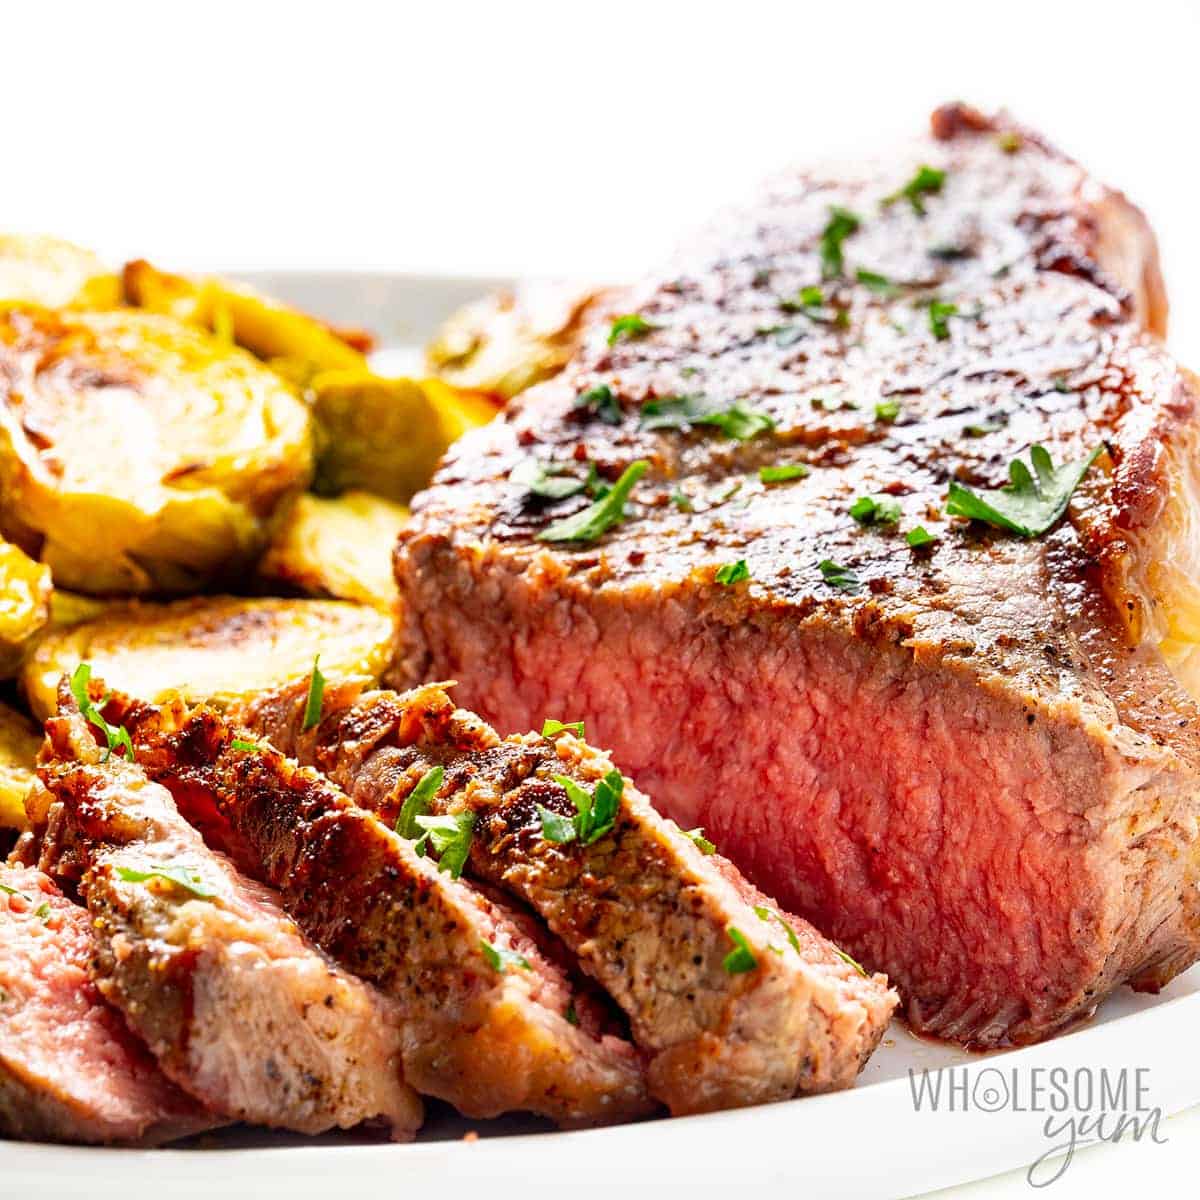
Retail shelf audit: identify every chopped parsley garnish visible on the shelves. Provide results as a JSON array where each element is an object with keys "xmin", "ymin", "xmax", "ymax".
[
  {"xmin": 33, "ymin": 902, "xmax": 51, "ymax": 923},
  {"xmin": 537, "ymin": 770, "xmax": 624, "ymax": 846},
  {"xmin": 0, "ymin": 882, "xmax": 31, "ymax": 900},
  {"xmin": 722, "ymin": 927, "xmax": 758, "ymax": 974},
  {"xmin": 715, "ymin": 560, "xmax": 750, "ymax": 585},
  {"xmin": 928, "ymin": 300, "xmax": 958, "ymax": 341},
  {"xmin": 480, "ymin": 939, "xmax": 531, "ymax": 974},
  {"xmin": 565, "ymin": 1002, "xmax": 580, "ymax": 1025},
  {"xmin": 395, "ymin": 766, "xmax": 445, "ymax": 839},
  {"xmin": 301, "ymin": 655, "xmax": 326, "ymax": 731},
  {"xmin": 542, "ymin": 718, "xmax": 585, "ymax": 739},
  {"xmin": 818, "ymin": 559, "xmax": 860, "ymax": 592},
  {"xmin": 607, "ymin": 313, "xmax": 658, "ymax": 347},
  {"xmin": 964, "ymin": 421, "xmax": 1003, "ymax": 437},
  {"xmin": 883, "ymin": 164, "xmax": 946, "ymax": 216},
  {"xmin": 669, "ymin": 489, "xmax": 694, "ymax": 512},
  {"xmin": 849, "ymin": 495, "xmax": 901, "ymax": 525},
  {"xmin": 509, "ymin": 458, "xmax": 587, "ymax": 501},
  {"xmin": 538, "ymin": 460, "xmax": 648, "ymax": 543},
  {"xmin": 413, "ymin": 811, "xmax": 475, "ymax": 878},
  {"xmin": 819, "ymin": 207, "xmax": 861, "ymax": 278},
  {"xmin": 115, "ymin": 863, "xmax": 217, "ymax": 900},
  {"xmin": 640, "ymin": 395, "xmax": 775, "ymax": 441},
  {"xmin": 230, "ymin": 738, "xmax": 264, "ymax": 753},
  {"xmin": 759, "ymin": 464, "xmax": 809, "ymax": 484},
  {"xmin": 70, "ymin": 663, "xmax": 134, "ymax": 763},
  {"xmin": 945, "ymin": 445, "xmax": 1101, "ymax": 539},
  {"xmin": 856, "ymin": 268, "xmax": 900, "ymax": 297},
  {"xmin": 906, "ymin": 525, "xmax": 938, "ymax": 549},
  {"xmin": 685, "ymin": 827, "xmax": 716, "ymax": 855},
  {"xmin": 875, "ymin": 398, "xmax": 901, "ymax": 423},
  {"xmin": 835, "ymin": 947, "xmax": 869, "ymax": 977},
  {"xmin": 753, "ymin": 904, "xmax": 800, "ymax": 953},
  {"xmin": 780, "ymin": 285, "xmax": 825, "ymax": 313},
  {"xmin": 574, "ymin": 383, "xmax": 622, "ymax": 425}
]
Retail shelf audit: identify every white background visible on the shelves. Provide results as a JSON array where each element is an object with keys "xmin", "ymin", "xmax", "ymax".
[{"xmin": 3, "ymin": 0, "xmax": 1198, "ymax": 1194}]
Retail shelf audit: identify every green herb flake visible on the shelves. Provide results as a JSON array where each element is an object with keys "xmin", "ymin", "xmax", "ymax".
[
  {"xmin": 759, "ymin": 464, "xmax": 809, "ymax": 484},
  {"xmin": 964, "ymin": 421, "xmax": 1002, "ymax": 437},
  {"xmin": 883, "ymin": 164, "xmax": 946, "ymax": 216},
  {"xmin": 115, "ymin": 863, "xmax": 217, "ymax": 901},
  {"xmin": 574, "ymin": 383, "xmax": 622, "ymax": 425},
  {"xmin": 835, "ymin": 947, "xmax": 869, "ymax": 977},
  {"xmin": 538, "ymin": 460, "xmax": 649, "ymax": 543},
  {"xmin": 685, "ymin": 827, "xmax": 716, "ymax": 855},
  {"xmin": 849, "ymin": 495, "xmax": 902, "ymax": 525},
  {"xmin": 480, "ymin": 939, "xmax": 532, "ymax": 974},
  {"xmin": 640, "ymin": 395, "xmax": 776, "ymax": 442},
  {"xmin": 715, "ymin": 560, "xmax": 750, "ymax": 586},
  {"xmin": 33, "ymin": 902, "xmax": 51, "ymax": 923},
  {"xmin": 230, "ymin": 738, "xmax": 264, "ymax": 754},
  {"xmin": 906, "ymin": 525, "xmax": 938, "ymax": 549},
  {"xmin": 818, "ymin": 559, "xmax": 860, "ymax": 592},
  {"xmin": 536, "ymin": 803, "xmax": 579, "ymax": 844},
  {"xmin": 0, "ymin": 883, "xmax": 31, "ymax": 901},
  {"xmin": 856, "ymin": 268, "xmax": 900, "ymax": 297},
  {"xmin": 509, "ymin": 458, "xmax": 587, "ymax": 501},
  {"xmin": 669, "ymin": 489, "xmax": 694, "ymax": 512},
  {"xmin": 928, "ymin": 300, "xmax": 958, "ymax": 341},
  {"xmin": 69, "ymin": 663, "xmax": 135, "ymax": 763},
  {"xmin": 945, "ymin": 445, "xmax": 1102, "ymax": 539},
  {"xmin": 753, "ymin": 904, "xmax": 801, "ymax": 953},
  {"xmin": 819, "ymin": 207, "xmax": 861, "ymax": 278},
  {"xmin": 928, "ymin": 243, "xmax": 972, "ymax": 262},
  {"xmin": 301, "ymin": 655, "xmax": 326, "ymax": 732},
  {"xmin": 565, "ymin": 1001, "xmax": 580, "ymax": 1026},
  {"xmin": 542, "ymin": 718, "xmax": 585, "ymax": 739},
  {"xmin": 607, "ymin": 313, "xmax": 658, "ymax": 347},
  {"xmin": 413, "ymin": 811, "xmax": 475, "ymax": 878},
  {"xmin": 540, "ymin": 770, "xmax": 624, "ymax": 847},
  {"xmin": 722, "ymin": 926, "xmax": 759, "ymax": 975},
  {"xmin": 875, "ymin": 398, "xmax": 901, "ymax": 423},
  {"xmin": 780, "ymin": 285, "xmax": 825, "ymax": 313},
  {"xmin": 395, "ymin": 766, "xmax": 445, "ymax": 839}
]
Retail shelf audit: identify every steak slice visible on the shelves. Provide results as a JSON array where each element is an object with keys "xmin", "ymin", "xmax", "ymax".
[
  {"xmin": 32, "ymin": 688, "xmax": 423, "ymax": 1138},
  {"xmin": 108, "ymin": 691, "xmax": 652, "ymax": 1128},
  {"xmin": 394, "ymin": 104, "xmax": 1200, "ymax": 1047},
  {"xmin": 239, "ymin": 678, "xmax": 897, "ymax": 1115},
  {"xmin": 0, "ymin": 864, "xmax": 213, "ymax": 1145}
]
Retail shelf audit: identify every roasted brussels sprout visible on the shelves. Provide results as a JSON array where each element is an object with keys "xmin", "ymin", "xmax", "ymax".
[
  {"xmin": 0, "ymin": 234, "xmax": 121, "ymax": 309},
  {"xmin": 426, "ymin": 282, "xmax": 612, "ymax": 399},
  {"xmin": 123, "ymin": 259, "xmax": 368, "ymax": 373},
  {"xmin": 0, "ymin": 306, "xmax": 314, "ymax": 594},
  {"xmin": 21, "ymin": 596, "xmax": 393, "ymax": 720},
  {"xmin": 258, "ymin": 491, "xmax": 407, "ymax": 608},
  {"xmin": 0, "ymin": 702, "xmax": 39, "ymax": 831},
  {"xmin": 0, "ymin": 540, "xmax": 52, "ymax": 676}
]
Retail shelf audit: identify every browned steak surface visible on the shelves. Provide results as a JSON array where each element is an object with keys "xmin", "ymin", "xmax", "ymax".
[
  {"xmin": 241, "ymin": 679, "xmax": 897, "ymax": 1115},
  {"xmin": 111, "ymin": 690, "xmax": 652, "ymax": 1128},
  {"xmin": 394, "ymin": 105, "xmax": 1200, "ymax": 1046},
  {"xmin": 32, "ymin": 688, "xmax": 422, "ymax": 1138},
  {"xmin": 0, "ymin": 864, "xmax": 213, "ymax": 1146}
]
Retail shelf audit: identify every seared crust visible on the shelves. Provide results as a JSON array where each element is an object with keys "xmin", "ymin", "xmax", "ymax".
[{"xmin": 241, "ymin": 679, "xmax": 898, "ymax": 1114}]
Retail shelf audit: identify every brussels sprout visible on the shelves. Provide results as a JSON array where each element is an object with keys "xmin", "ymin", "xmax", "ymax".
[
  {"xmin": 426, "ymin": 282, "xmax": 611, "ymax": 399},
  {"xmin": 258, "ymin": 490, "xmax": 407, "ymax": 608},
  {"xmin": 0, "ymin": 305, "xmax": 314, "ymax": 594},
  {"xmin": 0, "ymin": 234, "xmax": 121, "ymax": 309},
  {"xmin": 21, "ymin": 596, "xmax": 393, "ymax": 720},
  {"xmin": 123, "ymin": 259, "xmax": 368, "ymax": 373},
  {"xmin": 0, "ymin": 702, "xmax": 39, "ymax": 831},
  {"xmin": 0, "ymin": 540, "xmax": 52, "ymax": 677}
]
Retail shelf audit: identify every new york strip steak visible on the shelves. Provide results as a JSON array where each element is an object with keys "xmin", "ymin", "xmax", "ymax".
[{"xmin": 395, "ymin": 104, "xmax": 1200, "ymax": 1046}]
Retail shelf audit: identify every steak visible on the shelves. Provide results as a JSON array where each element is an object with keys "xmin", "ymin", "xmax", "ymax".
[
  {"xmin": 32, "ymin": 687, "xmax": 423, "ymax": 1138},
  {"xmin": 0, "ymin": 864, "xmax": 212, "ymax": 1145},
  {"xmin": 108, "ymin": 690, "xmax": 652, "ymax": 1127},
  {"xmin": 394, "ymin": 104, "xmax": 1200, "ymax": 1046},
  {"xmin": 239, "ymin": 678, "xmax": 896, "ymax": 1114}
]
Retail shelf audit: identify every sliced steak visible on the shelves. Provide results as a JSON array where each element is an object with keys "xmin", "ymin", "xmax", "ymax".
[
  {"xmin": 240, "ymin": 678, "xmax": 897, "ymax": 1115},
  {"xmin": 107, "ymin": 691, "xmax": 652, "ymax": 1128},
  {"xmin": 32, "ymin": 688, "xmax": 422, "ymax": 1138},
  {"xmin": 0, "ymin": 864, "xmax": 212, "ymax": 1145},
  {"xmin": 393, "ymin": 104, "xmax": 1200, "ymax": 1047}
]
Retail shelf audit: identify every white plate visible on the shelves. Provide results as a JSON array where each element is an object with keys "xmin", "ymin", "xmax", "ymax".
[{"xmin": 6, "ymin": 272, "xmax": 1199, "ymax": 1200}]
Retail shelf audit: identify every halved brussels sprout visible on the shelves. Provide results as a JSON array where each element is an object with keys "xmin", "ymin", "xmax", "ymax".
[
  {"xmin": 0, "ymin": 305, "xmax": 313, "ymax": 594},
  {"xmin": 0, "ymin": 701, "xmax": 39, "ymax": 831},
  {"xmin": 21, "ymin": 596, "xmax": 393, "ymax": 720},
  {"xmin": 258, "ymin": 490, "xmax": 407, "ymax": 608},
  {"xmin": 0, "ymin": 540, "xmax": 52, "ymax": 676},
  {"xmin": 123, "ymin": 259, "xmax": 368, "ymax": 373},
  {"xmin": 426, "ymin": 282, "xmax": 611, "ymax": 399},
  {"xmin": 0, "ymin": 234, "xmax": 121, "ymax": 309}
]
